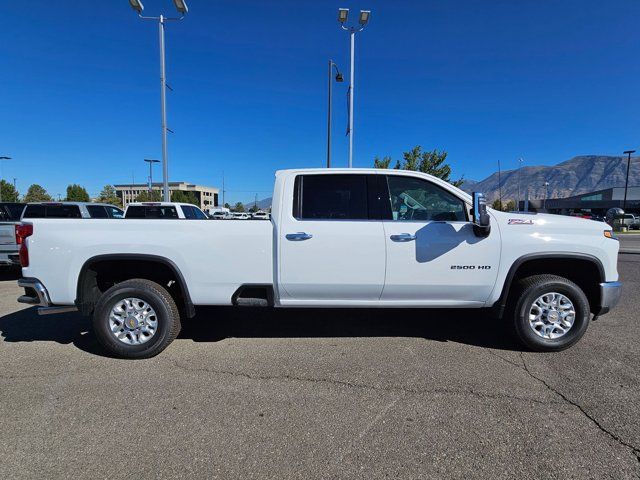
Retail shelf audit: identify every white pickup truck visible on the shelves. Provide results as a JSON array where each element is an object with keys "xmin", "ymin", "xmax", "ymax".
[{"xmin": 17, "ymin": 168, "xmax": 621, "ymax": 358}]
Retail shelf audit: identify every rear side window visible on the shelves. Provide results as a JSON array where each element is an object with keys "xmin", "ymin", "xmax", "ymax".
[
  {"xmin": 23, "ymin": 204, "xmax": 82, "ymax": 218},
  {"xmin": 126, "ymin": 206, "xmax": 179, "ymax": 219},
  {"xmin": 86, "ymin": 205, "xmax": 108, "ymax": 218},
  {"xmin": 293, "ymin": 174, "xmax": 368, "ymax": 220}
]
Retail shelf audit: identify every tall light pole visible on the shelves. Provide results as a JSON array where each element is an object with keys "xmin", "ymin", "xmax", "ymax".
[
  {"xmin": 543, "ymin": 181, "xmax": 550, "ymax": 211},
  {"xmin": 338, "ymin": 8, "xmax": 371, "ymax": 168},
  {"xmin": 144, "ymin": 158, "xmax": 160, "ymax": 193},
  {"xmin": 622, "ymin": 150, "xmax": 636, "ymax": 212},
  {"xmin": 129, "ymin": 0, "xmax": 188, "ymax": 202},
  {"xmin": 517, "ymin": 157, "xmax": 524, "ymax": 212},
  {"xmin": 326, "ymin": 60, "xmax": 344, "ymax": 168},
  {"xmin": 497, "ymin": 159, "xmax": 502, "ymax": 210},
  {"xmin": 0, "ymin": 156, "xmax": 11, "ymax": 203}
]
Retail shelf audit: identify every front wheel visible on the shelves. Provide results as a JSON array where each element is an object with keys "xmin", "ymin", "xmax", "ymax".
[
  {"xmin": 511, "ymin": 274, "xmax": 591, "ymax": 352},
  {"xmin": 93, "ymin": 279, "xmax": 181, "ymax": 359}
]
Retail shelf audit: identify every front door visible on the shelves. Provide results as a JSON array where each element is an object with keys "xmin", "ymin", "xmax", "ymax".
[
  {"xmin": 278, "ymin": 173, "xmax": 386, "ymax": 305},
  {"xmin": 380, "ymin": 174, "xmax": 500, "ymax": 305}
]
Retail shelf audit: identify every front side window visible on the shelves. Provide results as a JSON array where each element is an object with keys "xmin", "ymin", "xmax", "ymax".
[
  {"xmin": 86, "ymin": 205, "xmax": 108, "ymax": 218},
  {"xmin": 182, "ymin": 206, "xmax": 196, "ymax": 219},
  {"xmin": 386, "ymin": 175, "xmax": 466, "ymax": 222},
  {"xmin": 293, "ymin": 174, "xmax": 368, "ymax": 220},
  {"xmin": 192, "ymin": 207, "xmax": 208, "ymax": 220},
  {"xmin": 107, "ymin": 207, "xmax": 124, "ymax": 218}
]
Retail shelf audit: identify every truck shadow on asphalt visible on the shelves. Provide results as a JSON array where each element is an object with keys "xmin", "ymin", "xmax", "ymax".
[{"xmin": 0, "ymin": 305, "xmax": 522, "ymax": 357}]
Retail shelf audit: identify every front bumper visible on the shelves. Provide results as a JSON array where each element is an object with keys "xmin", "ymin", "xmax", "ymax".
[{"xmin": 595, "ymin": 281, "xmax": 622, "ymax": 316}]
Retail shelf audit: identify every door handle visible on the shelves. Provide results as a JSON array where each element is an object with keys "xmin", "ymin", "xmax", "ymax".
[
  {"xmin": 286, "ymin": 232, "xmax": 313, "ymax": 241},
  {"xmin": 390, "ymin": 233, "xmax": 416, "ymax": 242}
]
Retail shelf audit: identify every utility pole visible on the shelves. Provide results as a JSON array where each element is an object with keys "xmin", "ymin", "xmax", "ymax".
[
  {"xmin": 543, "ymin": 181, "xmax": 550, "ymax": 211},
  {"xmin": 144, "ymin": 159, "xmax": 160, "ymax": 193},
  {"xmin": 517, "ymin": 157, "xmax": 523, "ymax": 212},
  {"xmin": 326, "ymin": 60, "xmax": 344, "ymax": 168},
  {"xmin": 0, "ymin": 156, "xmax": 11, "ymax": 203},
  {"xmin": 254, "ymin": 193, "xmax": 258, "ymax": 211},
  {"xmin": 497, "ymin": 159, "xmax": 502, "ymax": 210},
  {"xmin": 623, "ymin": 150, "xmax": 636, "ymax": 212},
  {"xmin": 222, "ymin": 173, "xmax": 226, "ymax": 206}
]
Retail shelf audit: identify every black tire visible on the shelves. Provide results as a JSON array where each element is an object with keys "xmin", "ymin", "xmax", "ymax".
[
  {"xmin": 92, "ymin": 279, "xmax": 181, "ymax": 359},
  {"xmin": 510, "ymin": 274, "xmax": 590, "ymax": 352}
]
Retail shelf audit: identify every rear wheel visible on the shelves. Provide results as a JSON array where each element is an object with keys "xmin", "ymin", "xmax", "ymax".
[
  {"xmin": 510, "ymin": 274, "xmax": 590, "ymax": 352},
  {"xmin": 93, "ymin": 279, "xmax": 181, "ymax": 359}
]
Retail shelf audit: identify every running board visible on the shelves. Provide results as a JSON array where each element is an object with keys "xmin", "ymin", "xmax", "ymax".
[{"xmin": 38, "ymin": 306, "xmax": 78, "ymax": 316}]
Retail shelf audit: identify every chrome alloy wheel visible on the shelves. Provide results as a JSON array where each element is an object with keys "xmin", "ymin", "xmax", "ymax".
[
  {"xmin": 109, "ymin": 297, "xmax": 158, "ymax": 345},
  {"xmin": 528, "ymin": 292, "xmax": 576, "ymax": 339}
]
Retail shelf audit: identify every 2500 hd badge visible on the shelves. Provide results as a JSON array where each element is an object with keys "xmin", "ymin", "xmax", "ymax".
[{"xmin": 450, "ymin": 265, "xmax": 492, "ymax": 270}]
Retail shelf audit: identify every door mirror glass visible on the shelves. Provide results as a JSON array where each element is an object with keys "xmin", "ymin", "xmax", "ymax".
[{"xmin": 472, "ymin": 192, "xmax": 491, "ymax": 237}]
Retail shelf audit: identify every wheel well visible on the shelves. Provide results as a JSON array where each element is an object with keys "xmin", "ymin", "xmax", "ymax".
[
  {"xmin": 498, "ymin": 256, "xmax": 603, "ymax": 315},
  {"xmin": 76, "ymin": 256, "xmax": 195, "ymax": 318}
]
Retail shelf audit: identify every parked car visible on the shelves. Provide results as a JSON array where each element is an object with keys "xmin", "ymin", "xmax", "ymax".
[
  {"xmin": 22, "ymin": 202, "xmax": 123, "ymax": 219},
  {"xmin": 206, "ymin": 207, "xmax": 232, "ymax": 220},
  {"xmin": 0, "ymin": 203, "xmax": 26, "ymax": 267},
  {"xmin": 124, "ymin": 202, "xmax": 208, "ymax": 219},
  {"xmin": 232, "ymin": 212, "xmax": 251, "ymax": 220},
  {"xmin": 622, "ymin": 214, "xmax": 640, "ymax": 230},
  {"xmin": 17, "ymin": 168, "xmax": 621, "ymax": 358},
  {"xmin": 252, "ymin": 211, "xmax": 270, "ymax": 220}
]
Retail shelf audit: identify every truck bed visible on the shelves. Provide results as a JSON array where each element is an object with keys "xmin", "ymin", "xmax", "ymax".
[{"xmin": 22, "ymin": 219, "xmax": 273, "ymax": 305}]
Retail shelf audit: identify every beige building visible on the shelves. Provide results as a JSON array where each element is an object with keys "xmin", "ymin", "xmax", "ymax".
[{"xmin": 114, "ymin": 182, "xmax": 219, "ymax": 210}]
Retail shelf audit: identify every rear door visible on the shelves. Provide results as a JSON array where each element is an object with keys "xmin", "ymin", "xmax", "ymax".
[
  {"xmin": 380, "ymin": 173, "xmax": 500, "ymax": 305},
  {"xmin": 278, "ymin": 173, "xmax": 386, "ymax": 304}
]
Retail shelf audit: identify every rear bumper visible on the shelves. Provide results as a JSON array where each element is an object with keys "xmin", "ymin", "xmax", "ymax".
[
  {"xmin": 17, "ymin": 277, "xmax": 78, "ymax": 315},
  {"xmin": 595, "ymin": 281, "xmax": 622, "ymax": 316},
  {"xmin": 0, "ymin": 246, "xmax": 20, "ymax": 266},
  {"xmin": 18, "ymin": 277, "xmax": 52, "ymax": 306}
]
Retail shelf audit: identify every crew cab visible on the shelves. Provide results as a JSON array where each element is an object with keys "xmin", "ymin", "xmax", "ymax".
[
  {"xmin": 124, "ymin": 202, "xmax": 208, "ymax": 220},
  {"xmin": 17, "ymin": 168, "xmax": 621, "ymax": 358}
]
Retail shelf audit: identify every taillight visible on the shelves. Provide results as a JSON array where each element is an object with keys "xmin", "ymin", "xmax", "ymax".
[{"xmin": 15, "ymin": 224, "xmax": 33, "ymax": 267}]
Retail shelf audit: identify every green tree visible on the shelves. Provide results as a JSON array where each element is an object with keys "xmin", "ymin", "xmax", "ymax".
[
  {"xmin": 0, "ymin": 180, "xmax": 19, "ymax": 202},
  {"xmin": 233, "ymin": 202, "xmax": 245, "ymax": 212},
  {"xmin": 135, "ymin": 190, "xmax": 162, "ymax": 202},
  {"xmin": 171, "ymin": 190, "xmax": 199, "ymax": 206},
  {"xmin": 23, "ymin": 184, "xmax": 52, "ymax": 203},
  {"xmin": 66, "ymin": 184, "xmax": 90, "ymax": 202},
  {"xmin": 373, "ymin": 145, "xmax": 464, "ymax": 187},
  {"xmin": 491, "ymin": 199, "xmax": 503, "ymax": 211},
  {"xmin": 97, "ymin": 185, "xmax": 121, "ymax": 206},
  {"xmin": 373, "ymin": 155, "xmax": 400, "ymax": 169},
  {"xmin": 224, "ymin": 202, "xmax": 231, "ymax": 209},
  {"xmin": 504, "ymin": 200, "xmax": 516, "ymax": 212}
]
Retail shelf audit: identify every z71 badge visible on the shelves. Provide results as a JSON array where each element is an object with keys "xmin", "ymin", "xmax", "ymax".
[{"xmin": 508, "ymin": 218, "xmax": 534, "ymax": 225}]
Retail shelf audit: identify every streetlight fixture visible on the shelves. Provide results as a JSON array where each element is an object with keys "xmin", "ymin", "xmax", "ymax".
[
  {"xmin": 144, "ymin": 159, "xmax": 161, "ymax": 193},
  {"xmin": 129, "ymin": 0, "xmax": 188, "ymax": 202},
  {"xmin": 0, "ymin": 156, "xmax": 11, "ymax": 203},
  {"xmin": 623, "ymin": 150, "xmax": 636, "ymax": 212},
  {"xmin": 338, "ymin": 8, "xmax": 371, "ymax": 168},
  {"xmin": 326, "ymin": 60, "xmax": 344, "ymax": 168}
]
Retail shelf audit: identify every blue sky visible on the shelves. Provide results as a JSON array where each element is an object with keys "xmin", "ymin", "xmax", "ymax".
[{"xmin": 1, "ymin": 0, "xmax": 639, "ymax": 203}]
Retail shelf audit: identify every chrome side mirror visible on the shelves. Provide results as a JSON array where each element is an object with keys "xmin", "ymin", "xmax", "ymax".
[{"xmin": 472, "ymin": 192, "xmax": 491, "ymax": 237}]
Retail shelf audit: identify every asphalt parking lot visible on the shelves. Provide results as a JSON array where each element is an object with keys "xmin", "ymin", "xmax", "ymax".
[{"xmin": 0, "ymin": 256, "xmax": 638, "ymax": 480}]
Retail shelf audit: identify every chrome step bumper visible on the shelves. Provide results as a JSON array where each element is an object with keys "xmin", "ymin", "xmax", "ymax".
[{"xmin": 17, "ymin": 278, "xmax": 78, "ymax": 315}]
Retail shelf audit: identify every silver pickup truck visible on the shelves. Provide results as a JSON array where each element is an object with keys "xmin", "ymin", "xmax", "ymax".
[{"xmin": 0, "ymin": 203, "xmax": 26, "ymax": 267}]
